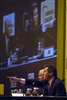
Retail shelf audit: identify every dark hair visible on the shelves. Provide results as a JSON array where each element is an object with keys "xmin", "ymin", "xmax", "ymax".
[
  {"xmin": 30, "ymin": 2, "xmax": 37, "ymax": 16},
  {"xmin": 43, "ymin": 64, "xmax": 57, "ymax": 77}
]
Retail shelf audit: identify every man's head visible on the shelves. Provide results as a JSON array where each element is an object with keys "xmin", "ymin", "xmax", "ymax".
[
  {"xmin": 30, "ymin": 2, "xmax": 38, "ymax": 27},
  {"xmin": 4, "ymin": 16, "xmax": 13, "ymax": 38},
  {"xmin": 43, "ymin": 64, "xmax": 57, "ymax": 81},
  {"xmin": 38, "ymin": 69, "xmax": 44, "ymax": 81}
]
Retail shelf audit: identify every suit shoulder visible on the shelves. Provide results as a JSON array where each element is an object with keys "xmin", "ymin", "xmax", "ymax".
[{"xmin": 54, "ymin": 77, "xmax": 63, "ymax": 84}]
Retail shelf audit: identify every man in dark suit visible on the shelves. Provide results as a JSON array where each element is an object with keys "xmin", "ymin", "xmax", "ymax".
[
  {"xmin": 42, "ymin": 64, "xmax": 66, "ymax": 96},
  {"xmin": 1, "ymin": 16, "xmax": 14, "ymax": 63},
  {"xmin": 8, "ymin": 64, "xmax": 66, "ymax": 96},
  {"xmin": 1, "ymin": 16, "xmax": 19, "ymax": 66}
]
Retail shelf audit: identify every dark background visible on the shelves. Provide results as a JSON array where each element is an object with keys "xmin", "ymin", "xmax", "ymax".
[{"xmin": 0, "ymin": 0, "xmax": 57, "ymax": 95}]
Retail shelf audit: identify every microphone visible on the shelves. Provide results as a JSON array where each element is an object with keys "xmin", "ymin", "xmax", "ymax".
[{"xmin": 45, "ymin": 31, "xmax": 54, "ymax": 40}]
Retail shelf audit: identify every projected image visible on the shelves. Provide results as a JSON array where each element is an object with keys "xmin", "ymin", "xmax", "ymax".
[
  {"xmin": 0, "ymin": 0, "xmax": 57, "ymax": 68},
  {"xmin": 24, "ymin": 0, "xmax": 57, "ymax": 61},
  {"xmin": 0, "ymin": 1, "xmax": 58, "ymax": 95},
  {"xmin": 3, "ymin": 13, "xmax": 15, "ymax": 36},
  {"xmin": 1, "ymin": 13, "xmax": 16, "ymax": 66},
  {"xmin": 28, "ymin": 72, "xmax": 34, "ymax": 79}
]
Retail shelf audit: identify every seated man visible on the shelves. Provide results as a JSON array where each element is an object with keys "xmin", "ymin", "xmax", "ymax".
[{"xmin": 7, "ymin": 64, "xmax": 66, "ymax": 96}]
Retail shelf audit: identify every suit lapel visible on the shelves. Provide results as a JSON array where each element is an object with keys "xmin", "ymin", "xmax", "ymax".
[
  {"xmin": 48, "ymin": 77, "xmax": 56, "ymax": 95},
  {"xmin": 43, "ymin": 81, "xmax": 48, "ymax": 95}
]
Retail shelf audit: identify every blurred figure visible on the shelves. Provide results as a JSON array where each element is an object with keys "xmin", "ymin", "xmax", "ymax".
[
  {"xmin": 38, "ymin": 69, "xmax": 44, "ymax": 81},
  {"xmin": 38, "ymin": 69, "xmax": 44, "ymax": 96},
  {"xmin": 1, "ymin": 13, "xmax": 24, "ymax": 67},
  {"xmin": 25, "ymin": 2, "xmax": 55, "ymax": 57},
  {"xmin": 1, "ymin": 15, "xmax": 14, "ymax": 63},
  {"xmin": 1, "ymin": 14, "xmax": 23, "ymax": 66}
]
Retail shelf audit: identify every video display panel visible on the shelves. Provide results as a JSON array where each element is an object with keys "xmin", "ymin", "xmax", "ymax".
[{"xmin": 0, "ymin": 0, "xmax": 57, "ymax": 69}]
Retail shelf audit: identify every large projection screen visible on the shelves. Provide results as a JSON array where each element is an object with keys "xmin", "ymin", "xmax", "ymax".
[{"xmin": 0, "ymin": 0, "xmax": 57, "ymax": 95}]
